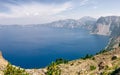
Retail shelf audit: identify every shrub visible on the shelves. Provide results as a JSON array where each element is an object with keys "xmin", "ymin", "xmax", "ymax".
[
  {"xmin": 111, "ymin": 55, "xmax": 118, "ymax": 60},
  {"xmin": 96, "ymin": 49, "xmax": 108, "ymax": 55},
  {"xmin": 4, "ymin": 63, "xmax": 29, "ymax": 75},
  {"xmin": 101, "ymin": 71, "xmax": 108, "ymax": 75},
  {"xmin": 55, "ymin": 58, "xmax": 68, "ymax": 65},
  {"xmin": 90, "ymin": 65, "xmax": 96, "ymax": 71},
  {"xmin": 92, "ymin": 57, "xmax": 95, "ymax": 60},
  {"xmin": 46, "ymin": 58, "xmax": 68, "ymax": 75},
  {"xmin": 82, "ymin": 54, "xmax": 93, "ymax": 60},
  {"xmin": 111, "ymin": 68, "xmax": 120, "ymax": 75},
  {"xmin": 119, "ymin": 43, "xmax": 120, "ymax": 47},
  {"xmin": 46, "ymin": 62, "xmax": 61, "ymax": 75}
]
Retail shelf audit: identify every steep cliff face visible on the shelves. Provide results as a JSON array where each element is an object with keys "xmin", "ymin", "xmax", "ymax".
[
  {"xmin": 92, "ymin": 16, "xmax": 120, "ymax": 49},
  {"xmin": 94, "ymin": 24, "xmax": 110, "ymax": 35},
  {"xmin": 107, "ymin": 36, "xmax": 120, "ymax": 50},
  {"xmin": 93, "ymin": 16, "xmax": 120, "ymax": 36}
]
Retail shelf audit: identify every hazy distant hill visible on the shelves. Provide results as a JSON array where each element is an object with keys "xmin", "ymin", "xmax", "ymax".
[{"xmin": 43, "ymin": 16, "xmax": 96, "ymax": 30}]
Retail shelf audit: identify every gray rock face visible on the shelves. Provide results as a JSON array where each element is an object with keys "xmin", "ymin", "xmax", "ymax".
[
  {"xmin": 91, "ymin": 16, "xmax": 120, "ymax": 49},
  {"xmin": 44, "ymin": 16, "xmax": 120, "ymax": 37},
  {"xmin": 93, "ymin": 16, "xmax": 120, "ymax": 36}
]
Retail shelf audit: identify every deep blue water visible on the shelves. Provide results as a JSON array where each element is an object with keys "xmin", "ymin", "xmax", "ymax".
[{"xmin": 0, "ymin": 26, "xmax": 109, "ymax": 68}]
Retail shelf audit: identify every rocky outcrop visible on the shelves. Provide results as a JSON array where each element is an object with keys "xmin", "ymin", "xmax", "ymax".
[
  {"xmin": 93, "ymin": 16, "xmax": 120, "ymax": 36},
  {"xmin": 93, "ymin": 24, "xmax": 110, "ymax": 35},
  {"xmin": 107, "ymin": 36, "xmax": 120, "ymax": 50},
  {"xmin": 0, "ymin": 51, "xmax": 8, "ymax": 69},
  {"xmin": 0, "ymin": 51, "xmax": 8, "ymax": 75},
  {"xmin": 92, "ymin": 16, "xmax": 120, "ymax": 49},
  {"xmin": 26, "ymin": 68, "xmax": 47, "ymax": 75}
]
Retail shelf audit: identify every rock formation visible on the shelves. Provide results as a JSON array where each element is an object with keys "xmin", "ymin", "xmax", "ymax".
[{"xmin": 0, "ymin": 51, "xmax": 8, "ymax": 75}]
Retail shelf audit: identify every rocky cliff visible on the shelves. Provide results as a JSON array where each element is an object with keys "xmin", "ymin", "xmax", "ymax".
[
  {"xmin": 0, "ymin": 51, "xmax": 8, "ymax": 75},
  {"xmin": 92, "ymin": 16, "xmax": 120, "ymax": 49},
  {"xmin": 93, "ymin": 16, "xmax": 120, "ymax": 36}
]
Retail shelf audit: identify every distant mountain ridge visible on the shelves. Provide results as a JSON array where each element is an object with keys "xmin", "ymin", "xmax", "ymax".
[{"xmin": 43, "ymin": 16, "xmax": 96, "ymax": 30}]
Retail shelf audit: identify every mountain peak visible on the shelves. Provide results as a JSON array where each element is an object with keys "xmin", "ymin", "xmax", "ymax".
[{"xmin": 79, "ymin": 16, "xmax": 96, "ymax": 22}]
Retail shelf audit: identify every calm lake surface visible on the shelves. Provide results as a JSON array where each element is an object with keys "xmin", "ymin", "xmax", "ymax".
[{"xmin": 0, "ymin": 26, "xmax": 109, "ymax": 68}]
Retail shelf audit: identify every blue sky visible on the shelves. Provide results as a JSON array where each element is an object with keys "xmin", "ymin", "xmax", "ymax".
[{"xmin": 0, "ymin": 0, "xmax": 120, "ymax": 25}]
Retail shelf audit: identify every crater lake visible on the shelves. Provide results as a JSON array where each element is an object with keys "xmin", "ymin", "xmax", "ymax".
[{"xmin": 0, "ymin": 26, "xmax": 109, "ymax": 68}]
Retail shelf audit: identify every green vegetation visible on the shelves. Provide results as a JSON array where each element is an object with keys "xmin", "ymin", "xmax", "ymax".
[
  {"xmin": 82, "ymin": 54, "xmax": 93, "ymax": 60},
  {"xmin": 111, "ymin": 68, "xmax": 120, "ymax": 75},
  {"xmin": 4, "ymin": 63, "xmax": 29, "ymax": 75},
  {"xmin": 46, "ymin": 58, "xmax": 68, "ymax": 75},
  {"xmin": 96, "ymin": 49, "xmax": 109, "ymax": 55},
  {"xmin": 92, "ymin": 57, "xmax": 95, "ymax": 60},
  {"xmin": 90, "ymin": 65, "xmax": 96, "ymax": 71},
  {"xmin": 101, "ymin": 71, "xmax": 110, "ymax": 75},
  {"xmin": 111, "ymin": 56, "xmax": 118, "ymax": 60},
  {"xmin": 46, "ymin": 62, "xmax": 61, "ymax": 75},
  {"xmin": 119, "ymin": 43, "xmax": 120, "ymax": 47},
  {"xmin": 55, "ymin": 58, "xmax": 68, "ymax": 65}
]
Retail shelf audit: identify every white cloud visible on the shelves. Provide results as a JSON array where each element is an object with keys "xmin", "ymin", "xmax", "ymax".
[
  {"xmin": 80, "ymin": 0, "xmax": 89, "ymax": 6},
  {"xmin": 0, "ymin": 2, "xmax": 72, "ymax": 18},
  {"xmin": 0, "ymin": 2, "xmax": 73, "ymax": 24},
  {"xmin": 93, "ymin": 6, "xmax": 97, "ymax": 9}
]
